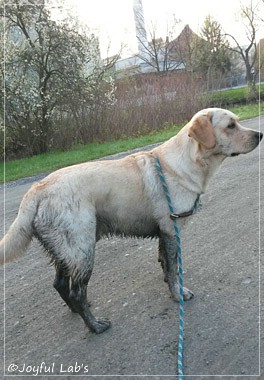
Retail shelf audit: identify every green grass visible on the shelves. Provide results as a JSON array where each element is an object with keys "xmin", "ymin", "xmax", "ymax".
[
  {"xmin": 207, "ymin": 84, "xmax": 264, "ymax": 106},
  {"xmin": 1, "ymin": 102, "xmax": 263, "ymax": 184},
  {"xmin": 230, "ymin": 102, "xmax": 264, "ymax": 119},
  {"xmin": 1, "ymin": 125, "xmax": 183, "ymax": 183}
]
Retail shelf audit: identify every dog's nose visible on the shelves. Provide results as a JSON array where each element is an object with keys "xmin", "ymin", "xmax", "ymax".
[{"xmin": 256, "ymin": 132, "xmax": 263, "ymax": 142}]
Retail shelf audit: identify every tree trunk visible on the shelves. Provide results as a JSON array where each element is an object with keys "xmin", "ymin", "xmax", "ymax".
[{"xmin": 246, "ymin": 64, "xmax": 257, "ymax": 101}]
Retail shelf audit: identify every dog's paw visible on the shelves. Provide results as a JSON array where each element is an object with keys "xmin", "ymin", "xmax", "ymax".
[
  {"xmin": 182, "ymin": 287, "xmax": 194, "ymax": 301},
  {"xmin": 171, "ymin": 286, "xmax": 194, "ymax": 302},
  {"xmin": 92, "ymin": 318, "xmax": 111, "ymax": 334}
]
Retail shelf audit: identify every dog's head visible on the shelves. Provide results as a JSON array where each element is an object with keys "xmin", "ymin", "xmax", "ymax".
[{"xmin": 188, "ymin": 108, "xmax": 263, "ymax": 157}]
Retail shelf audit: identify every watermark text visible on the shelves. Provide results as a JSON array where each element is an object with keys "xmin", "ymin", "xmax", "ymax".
[{"xmin": 7, "ymin": 361, "xmax": 89, "ymax": 376}]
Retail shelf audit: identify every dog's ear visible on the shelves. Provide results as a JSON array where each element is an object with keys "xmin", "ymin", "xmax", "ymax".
[{"xmin": 188, "ymin": 113, "xmax": 216, "ymax": 149}]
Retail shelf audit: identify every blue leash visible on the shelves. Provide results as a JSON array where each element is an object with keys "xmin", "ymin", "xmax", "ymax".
[{"xmin": 153, "ymin": 156, "xmax": 200, "ymax": 380}]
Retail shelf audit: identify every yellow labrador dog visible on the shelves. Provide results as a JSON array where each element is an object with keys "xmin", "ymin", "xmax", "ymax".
[{"xmin": 0, "ymin": 108, "xmax": 262, "ymax": 333}]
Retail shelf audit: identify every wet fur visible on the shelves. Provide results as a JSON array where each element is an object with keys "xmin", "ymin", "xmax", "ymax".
[{"xmin": 0, "ymin": 108, "xmax": 262, "ymax": 333}]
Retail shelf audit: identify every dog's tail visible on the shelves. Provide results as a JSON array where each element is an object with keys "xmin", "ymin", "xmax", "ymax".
[{"xmin": 0, "ymin": 187, "xmax": 38, "ymax": 265}]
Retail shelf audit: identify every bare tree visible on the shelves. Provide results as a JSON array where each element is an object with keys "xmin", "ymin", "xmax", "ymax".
[
  {"xmin": 224, "ymin": 0, "xmax": 263, "ymax": 99},
  {"xmin": 136, "ymin": 22, "xmax": 183, "ymax": 72},
  {"xmin": 133, "ymin": 1, "xmax": 183, "ymax": 73}
]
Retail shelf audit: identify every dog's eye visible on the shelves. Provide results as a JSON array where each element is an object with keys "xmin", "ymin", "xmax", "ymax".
[{"xmin": 227, "ymin": 123, "xmax": 236, "ymax": 129}]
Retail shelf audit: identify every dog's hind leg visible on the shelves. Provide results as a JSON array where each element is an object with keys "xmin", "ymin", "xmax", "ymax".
[
  {"xmin": 53, "ymin": 246, "xmax": 110, "ymax": 333},
  {"xmin": 57, "ymin": 242, "xmax": 111, "ymax": 333},
  {"xmin": 53, "ymin": 268, "xmax": 78, "ymax": 313},
  {"xmin": 69, "ymin": 276, "xmax": 111, "ymax": 334},
  {"xmin": 33, "ymin": 204, "xmax": 110, "ymax": 333},
  {"xmin": 53, "ymin": 248, "xmax": 110, "ymax": 333}
]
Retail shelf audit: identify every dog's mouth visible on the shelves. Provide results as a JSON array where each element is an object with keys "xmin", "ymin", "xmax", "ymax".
[{"xmin": 230, "ymin": 152, "xmax": 240, "ymax": 157}]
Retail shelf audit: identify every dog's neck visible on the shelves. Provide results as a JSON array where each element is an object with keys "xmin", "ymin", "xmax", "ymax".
[{"xmin": 153, "ymin": 134, "xmax": 226, "ymax": 195}]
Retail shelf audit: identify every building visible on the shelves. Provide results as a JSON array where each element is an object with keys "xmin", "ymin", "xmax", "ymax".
[{"xmin": 111, "ymin": 25, "xmax": 199, "ymax": 77}]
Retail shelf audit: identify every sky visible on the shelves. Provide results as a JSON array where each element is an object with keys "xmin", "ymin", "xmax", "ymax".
[{"xmin": 63, "ymin": 0, "xmax": 264, "ymax": 58}]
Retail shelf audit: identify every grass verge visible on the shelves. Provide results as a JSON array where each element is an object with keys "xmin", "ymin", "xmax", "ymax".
[
  {"xmin": 1, "ymin": 126, "xmax": 183, "ymax": 183},
  {"xmin": 1, "ymin": 102, "xmax": 263, "ymax": 184},
  {"xmin": 206, "ymin": 84, "xmax": 264, "ymax": 106}
]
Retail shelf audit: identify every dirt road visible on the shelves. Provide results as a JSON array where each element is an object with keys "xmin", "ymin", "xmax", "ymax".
[{"xmin": 1, "ymin": 116, "xmax": 263, "ymax": 379}]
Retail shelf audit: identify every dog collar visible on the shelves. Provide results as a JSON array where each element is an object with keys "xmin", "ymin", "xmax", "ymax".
[
  {"xmin": 153, "ymin": 155, "xmax": 201, "ymax": 219},
  {"xmin": 170, "ymin": 195, "xmax": 201, "ymax": 219}
]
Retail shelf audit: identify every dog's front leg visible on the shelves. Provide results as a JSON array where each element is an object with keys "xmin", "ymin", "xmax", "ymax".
[{"xmin": 159, "ymin": 234, "xmax": 194, "ymax": 302}]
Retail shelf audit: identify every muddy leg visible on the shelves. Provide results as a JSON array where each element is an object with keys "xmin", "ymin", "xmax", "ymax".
[
  {"xmin": 53, "ymin": 268, "xmax": 78, "ymax": 313},
  {"xmin": 160, "ymin": 234, "xmax": 194, "ymax": 302},
  {"xmin": 69, "ymin": 279, "xmax": 111, "ymax": 334},
  {"xmin": 158, "ymin": 237, "xmax": 168, "ymax": 282}
]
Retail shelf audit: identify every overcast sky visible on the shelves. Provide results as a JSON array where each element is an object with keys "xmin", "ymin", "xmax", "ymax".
[{"xmin": 62, "ymin": 0, "xmax": 264, "ymax": 58}]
